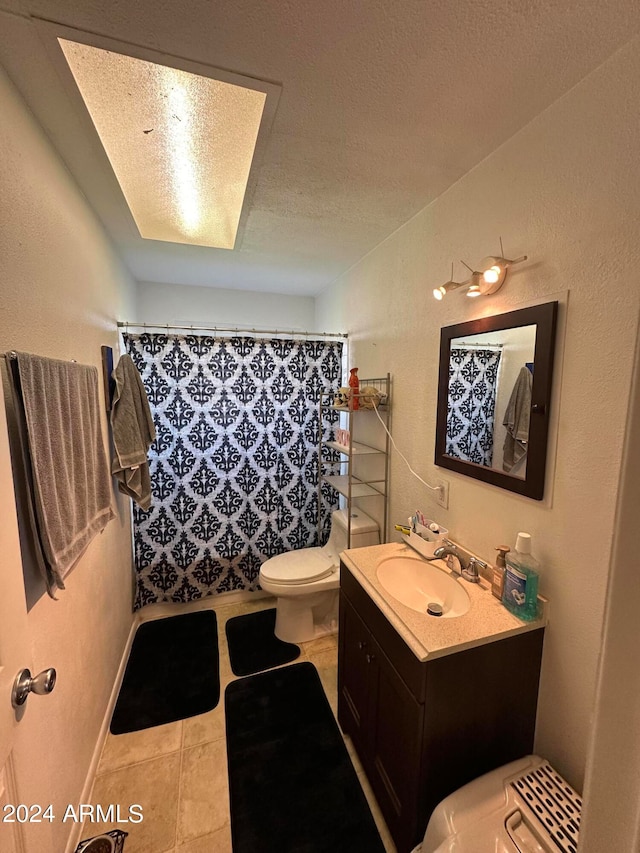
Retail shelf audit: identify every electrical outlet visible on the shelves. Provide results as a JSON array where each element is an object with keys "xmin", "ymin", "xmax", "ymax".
[{"xmin": 435, "ymin": 478, "xmax": 449, "ymax": 509}]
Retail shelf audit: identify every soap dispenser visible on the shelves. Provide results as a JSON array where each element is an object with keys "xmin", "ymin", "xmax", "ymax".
[
  {"xmin": 502, "ymin": 532, "xmax": 540, "ymax": 621},
  {"xmin": 491, "ymin": 546, "xmax": 510, "ymax": 600}
]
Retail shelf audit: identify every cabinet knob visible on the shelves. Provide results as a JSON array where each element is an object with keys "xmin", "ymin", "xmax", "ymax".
[
  {"xmin": 358, "ymin": 641, "xmax": 366, "ymax": 650},
  {"xmin": 366, "ymin": 653, "xmax": 375, "ymax": 664}
]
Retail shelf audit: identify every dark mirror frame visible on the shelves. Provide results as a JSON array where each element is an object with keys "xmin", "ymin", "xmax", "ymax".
[{"xmin": 435, "ymin": 301, "xmax": 558, "ymax": 500}]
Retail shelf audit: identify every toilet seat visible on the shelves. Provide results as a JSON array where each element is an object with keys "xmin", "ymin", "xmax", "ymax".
[{"xmin": 260, "ymin": 548, "xmax": 337, "ymax": 585}]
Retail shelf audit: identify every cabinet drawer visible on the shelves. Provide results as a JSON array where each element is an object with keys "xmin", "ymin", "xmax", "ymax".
[{"xmin": 341, "ymin": 563, "xmax": 428, "ymax": 702}]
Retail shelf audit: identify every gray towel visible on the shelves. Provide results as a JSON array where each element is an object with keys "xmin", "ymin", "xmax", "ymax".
[
  {"xmin": 503, "ymin": 365, "xmax": 533, "ymax": 473},
  {"xmin": 14, "ymin": 352, "xmax": 115, "ymax": 589},
  {"xmin": 110, "ymin": 354, "xmax": 155, "ymax": 510},
  {"xmin": 4, "ymin": 358, "xmax": 60, "ymax": 599}
]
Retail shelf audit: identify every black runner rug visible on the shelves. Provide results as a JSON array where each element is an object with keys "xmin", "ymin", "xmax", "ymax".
[
  {"xmin": 110, "ymin": 610, "xmax": 219, "ymax": 734},
  {"xmin": 225, "ymin": 661, "xmax": 385, "ymax": 852},
  {"xmin": 225, "ymin": 607, "xmax": 300, "ymax": 676}
]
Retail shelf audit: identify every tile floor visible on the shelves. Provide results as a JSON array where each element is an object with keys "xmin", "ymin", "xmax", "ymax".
[{"xmin": 80, "ymin": 596, "xmax": 397, "ymax": 853}]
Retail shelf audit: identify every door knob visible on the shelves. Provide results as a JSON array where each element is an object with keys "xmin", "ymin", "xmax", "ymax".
[{"xmin": 11, "ymin": 668, "xmax": 57, "ymax": 708}]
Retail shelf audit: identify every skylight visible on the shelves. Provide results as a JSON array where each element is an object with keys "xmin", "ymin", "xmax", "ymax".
[{"xmin": 59, "ymin": 39, "xmax": 267, "ymax": 250}]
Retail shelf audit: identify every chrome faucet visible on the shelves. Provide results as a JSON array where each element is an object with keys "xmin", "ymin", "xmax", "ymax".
[
  {"xmin": 433, "ymin": 539, "xmax": 485, "ymax": 584},
  {"xmin": 432, "ymin": 540, "xmax": 459, "ymax": 561}
]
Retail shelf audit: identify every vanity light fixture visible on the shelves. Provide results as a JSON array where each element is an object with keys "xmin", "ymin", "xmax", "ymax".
[
  {"xmin": 433, "ymin": 241, "xmax": 528, "ymax": 301},
  {"xmin": 471, "ymin": 254, "xmax": 528, "ymax": 296},
  {"xmin": 432, "ymin": 280, "xmax": 466, "ymax": 301},
  {"xmin": 465, "ymin": 278, "xmax": 483, "ymax": 298},
  {"xmin": 432, "ymin": 266, "xmax": 488, "ymax": 301},
  {"xmin": 432, "ymin": 263, "xmax": 467, "ymax": 301}
]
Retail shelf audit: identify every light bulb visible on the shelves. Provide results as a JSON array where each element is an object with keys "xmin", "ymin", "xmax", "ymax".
[
  {"xmin": 483, "ymin": 265, "xmax": 502, "ymax": 285},
  {"xmin": 433, "ymin": 280, "xmax": 464, "ymax": 300},
  {"xmin": 466, "ymin": 284, "xmax": 482, "ymax": 297}
]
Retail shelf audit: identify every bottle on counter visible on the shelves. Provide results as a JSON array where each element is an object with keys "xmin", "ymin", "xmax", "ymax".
[
  {"xmin": 502, "ymin": 532, "xmax": 540, "ymax": 621},
  {"xmin": 491, "ymin": 545, "xmax": 510, "ymax": 600}
]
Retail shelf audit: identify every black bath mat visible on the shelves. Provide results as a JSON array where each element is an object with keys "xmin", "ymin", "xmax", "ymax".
[
  {"xmin": 225, "ymin": 662, "xmax": 385, "ymax": 853},
  {"xmin": 110, "ymin": 610, "xmax": 219, "ymax": 734},
  {"xmin": 225, "ymin": 607, "xmax": 300, "ymax": 676}
]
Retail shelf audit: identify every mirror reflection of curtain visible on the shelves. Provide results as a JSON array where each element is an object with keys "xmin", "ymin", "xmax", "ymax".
[
  {"xmin": 446, "ymin": 347, "xmax": 502, "ymax": 467},
  {"xmin": 123, "ymin": 333, "xmax": 343, "ymax": 609}
]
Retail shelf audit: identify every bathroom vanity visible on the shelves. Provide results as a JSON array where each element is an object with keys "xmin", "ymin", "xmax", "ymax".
[{"xmin": 338, "ymin": 543, "xmax": 545, "ymax": 853}]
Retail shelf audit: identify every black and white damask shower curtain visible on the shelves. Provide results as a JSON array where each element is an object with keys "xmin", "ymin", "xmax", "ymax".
[
  {"xmin": 446, "ymin": 347, "xmax": 502, "ymax": 467},
  {"xmin": 124, "ymin": 333, "xmax": 343, "ymax": 609}
]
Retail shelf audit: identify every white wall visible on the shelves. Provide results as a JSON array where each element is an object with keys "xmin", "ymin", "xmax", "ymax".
[
  {"xmin": 579, "ymin": 313, "xmax": 640, "ymax": 852},
  {"xmin": 317, "ymin": 35, "xmax": 640, "ymax": 792},
  {"xmin": 135, "ymin": 280, "xmax": 316, "ymax": 331},
  {"xmin": 0, "ymin": 68, "xmax": 136, "ymax": 853}
]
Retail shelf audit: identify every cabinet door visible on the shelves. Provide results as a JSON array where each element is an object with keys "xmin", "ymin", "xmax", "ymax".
[
  {"xmin": 367, "ymin": 639, "xmax": 425, "ymax": 853},
  {"xmin": 338, "ymin": 594, "xmax": 372, "ymax": 757}
]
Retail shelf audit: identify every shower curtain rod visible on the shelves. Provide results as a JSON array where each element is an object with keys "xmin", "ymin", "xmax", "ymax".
[
  {"xmin": 453, "ymin": 341, "xmax": 504, "ymax": 348},
  {"xmin": 117, "ymin": 321, "xmax": 348, "ymax": 339}
]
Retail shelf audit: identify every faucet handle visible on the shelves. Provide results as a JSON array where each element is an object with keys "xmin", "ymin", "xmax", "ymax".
[
  {"xmin": 472, "ymin": 556, "xmax": 488, "ymax": 574},
  {"xmin": 461, "ymin": 556, "xmax": 482, "ymax": 584}
]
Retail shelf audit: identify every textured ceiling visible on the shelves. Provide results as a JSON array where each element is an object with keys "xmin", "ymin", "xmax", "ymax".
[{"xmin": 1, "ymin": 0, "xmax": 639, "ymax": 296}]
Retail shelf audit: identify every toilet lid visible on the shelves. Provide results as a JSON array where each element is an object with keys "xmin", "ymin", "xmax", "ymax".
[{"xmin": 260, "ymin": 548, "xmax": 337, "ymax": 585}]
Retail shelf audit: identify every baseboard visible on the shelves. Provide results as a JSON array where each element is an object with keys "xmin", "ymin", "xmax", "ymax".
[{"xmin": 63, "ymin": 615, "xmax": 140, "ymax": 853}]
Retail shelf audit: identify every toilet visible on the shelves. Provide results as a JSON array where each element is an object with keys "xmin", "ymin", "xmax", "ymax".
[{"xmin": 258, "ymin": 507, "xmax": 380, "ymax": 643}]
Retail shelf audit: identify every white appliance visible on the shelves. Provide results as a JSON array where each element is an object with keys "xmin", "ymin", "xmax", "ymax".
[{"xmin": 417, "ymin": 755, "xmax": 582, "ymax": 853}]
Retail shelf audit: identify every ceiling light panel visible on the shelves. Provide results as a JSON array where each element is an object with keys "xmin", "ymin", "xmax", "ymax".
[{"xmin": 59, "ymin": 39, "xmax": 267, "ymax": 249}]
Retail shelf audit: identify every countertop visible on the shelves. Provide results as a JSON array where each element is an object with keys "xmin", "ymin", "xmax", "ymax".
[{"xmin": 341, "ymin": 542, "xmax": 546, "ymax": 662}]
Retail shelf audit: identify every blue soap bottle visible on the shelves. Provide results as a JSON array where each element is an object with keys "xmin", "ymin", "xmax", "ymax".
[{"xmin": 502, "ymin": 532, "xmax": 540, "ymax": 621}]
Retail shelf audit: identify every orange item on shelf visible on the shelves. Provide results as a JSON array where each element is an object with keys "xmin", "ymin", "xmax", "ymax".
[{"xmin": 348, "ymin": 367, "xmax": 360, "ymax": 410}]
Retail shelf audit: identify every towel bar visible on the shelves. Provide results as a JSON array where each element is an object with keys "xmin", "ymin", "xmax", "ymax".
[{"xmin": 3, "ymin": 350, "xmax": 77, "ymax": 362}]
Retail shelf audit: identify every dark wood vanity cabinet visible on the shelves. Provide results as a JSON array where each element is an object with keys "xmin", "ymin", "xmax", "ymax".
[{"xmin": 338, "ymin": 563, "xmax": 545, "ymax": 853}]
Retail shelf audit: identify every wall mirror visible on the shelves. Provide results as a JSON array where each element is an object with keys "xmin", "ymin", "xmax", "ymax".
[{"xmin": 435, "ymin": 301, "xmax": 558, "ymax": 500}]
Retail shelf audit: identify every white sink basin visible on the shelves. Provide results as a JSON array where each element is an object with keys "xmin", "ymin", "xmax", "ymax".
[{"xmin": 376, "ymin": 556, "xmax": 471, "ymax": 618}]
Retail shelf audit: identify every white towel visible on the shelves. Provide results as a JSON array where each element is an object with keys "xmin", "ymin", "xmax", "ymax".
[
  {"xmin": 110, "ymin": 354, "xmax": 156, "ymax": 510},
  {"xmin": 14, "ymin": 352, "xmax": 115, "ymax": 588}
]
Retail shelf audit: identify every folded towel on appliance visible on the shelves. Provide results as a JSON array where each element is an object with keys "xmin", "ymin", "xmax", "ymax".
[
  {"xmin": 110, "ymin": 354, "xmax": 156, "ymax": 510},
  {"xmin": 13, "ymin": 351, "xmax": 115, "ymax": 593},
  {"xmin": 503, "ymin": 365, "xmax": 533, "ymax": 473}
]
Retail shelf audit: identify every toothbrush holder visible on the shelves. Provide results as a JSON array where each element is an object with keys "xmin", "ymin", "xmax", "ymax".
[{"xmin": 401, "ymin": 520, "xmax": 449, "ymax": 560}]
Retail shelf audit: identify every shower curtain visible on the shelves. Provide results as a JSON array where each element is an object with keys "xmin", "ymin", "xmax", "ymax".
[
  {"xmin": 446, "ymin": 347, "xmax": 502, "ymax": 467},
  {"xmin": 124, "ymin": 333, "xmax": 343, "ymax": 609}
]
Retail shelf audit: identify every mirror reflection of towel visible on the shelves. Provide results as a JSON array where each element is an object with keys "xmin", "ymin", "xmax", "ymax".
[{"xmin": 503, "ymin": 366, "xmax": 532, "ymax": 472}]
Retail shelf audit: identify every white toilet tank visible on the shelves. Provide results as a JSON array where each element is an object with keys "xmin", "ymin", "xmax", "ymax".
[{"xmin": 323, "ymin": 508, "xmax": 380, "ymax": 563}]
